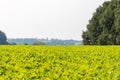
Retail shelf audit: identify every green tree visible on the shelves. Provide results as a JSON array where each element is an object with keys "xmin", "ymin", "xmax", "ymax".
[
  {"xmin": 33, "ymin": 41, "xmax": 45, "ymax": 45},
  {"xmin": 0, "ymin": 30, "xmax": 8, "ymax": 44},
  {"xmin": 82, "ymin": 0, "xmax": 120, "ymax": 45}
]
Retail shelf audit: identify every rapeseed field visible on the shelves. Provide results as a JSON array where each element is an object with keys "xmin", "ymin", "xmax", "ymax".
[{"xmin": 0, "ymin": 46, "xmax": 120, "ymax": 80}]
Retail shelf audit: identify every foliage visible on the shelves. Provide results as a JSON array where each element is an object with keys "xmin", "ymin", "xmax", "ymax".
[
  {"xmin": 0, "ymin": 46, "xmax": 120, "ymax": 79},
  {"xmin": 8, "ymin": 38, "xmax": 82, "ymax": 45},
  {"xmin": 33, "ymin": 41, "xmax": 45, "ymax": 45},
  {"xmin": 0, "ymin": 30, "xmax": 8, "ymax": 44},
  {"xmin": 82, "ymin": 0, "xmax": 120, "ymax": 45}
]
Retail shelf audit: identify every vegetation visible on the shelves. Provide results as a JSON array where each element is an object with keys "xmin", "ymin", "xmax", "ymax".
[
  {"xmin": 0, "ymin": 45, "xmax": 120, "ymax": 79},
  {"xmin": 0, "ymin": 31, "xmax": 8, "ymax": 44},
  {"xmin": 33, "ymin": 41, "xmax": 45, "ymax": 45},
  {"xmin": 82, "ymin": 0, "xmax": 120, "ymax": 45},
  {"xmin": 8, "ymin": 38, "xmax": 82, "ymax": 45}
]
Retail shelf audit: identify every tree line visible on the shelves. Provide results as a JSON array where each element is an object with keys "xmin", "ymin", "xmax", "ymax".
[
  {"xmin": 0, "ymin": 31, "xmax": 8, "ymax": 44},
  {"xmin": 82, "ymin": 0, "xmax": 120, "ymax": 45}
]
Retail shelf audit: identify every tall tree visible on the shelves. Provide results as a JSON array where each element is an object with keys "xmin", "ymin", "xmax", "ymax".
[
  {"xmin": 0, "ymin": 30, "xmax": 8, "ymax": 44},
  {"xmin": 82, "ymin": 0, "xmax": 120, "ymax": 45}
]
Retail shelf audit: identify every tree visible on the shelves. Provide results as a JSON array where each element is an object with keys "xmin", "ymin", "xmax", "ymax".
[
  {"xmin": 33, "ymin": 41, "xmax": 45, "ymax": 45},
  {"xmin": 0, "ymin": 30, "xmax": 8, "ymax": 44},
  {"xmin": 82, "ymin": 0, "xmax": 120, "ymax": 45}
]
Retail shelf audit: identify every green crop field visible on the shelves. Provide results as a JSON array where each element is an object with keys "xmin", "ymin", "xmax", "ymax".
[{"xmin": 0, "ymin": 46, "xmax": 120, "ymax": 80}]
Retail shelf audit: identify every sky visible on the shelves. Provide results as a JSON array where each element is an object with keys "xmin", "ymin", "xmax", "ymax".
[{"xmin": 0, "ymin": 0, "xmax": 109, "ymax": 40}]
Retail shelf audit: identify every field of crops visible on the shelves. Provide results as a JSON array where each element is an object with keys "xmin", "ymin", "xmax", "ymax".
[{"xmin": 0, "ymin": 45, "xmax": 120, "ymax": 80}]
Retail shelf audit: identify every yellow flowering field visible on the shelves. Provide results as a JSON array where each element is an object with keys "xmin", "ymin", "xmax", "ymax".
[{"xmin": 0, "ymin": 45, "xmax": 120, "ymax": 80}]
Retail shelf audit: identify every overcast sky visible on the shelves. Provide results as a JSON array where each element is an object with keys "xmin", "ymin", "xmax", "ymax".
[{"xmin": 0, "ymin": 0, "xmax": 108, "ymax": 40}]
